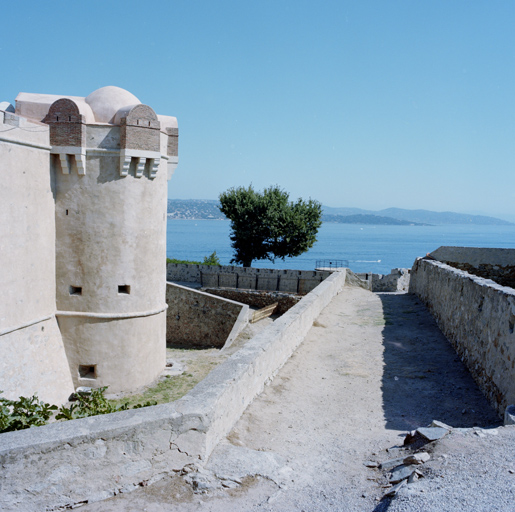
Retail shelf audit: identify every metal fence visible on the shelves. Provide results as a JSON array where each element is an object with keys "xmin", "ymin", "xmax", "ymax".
[{"xmin": 315, "ymin": 259, "xmax": 349, "ymax": 270}]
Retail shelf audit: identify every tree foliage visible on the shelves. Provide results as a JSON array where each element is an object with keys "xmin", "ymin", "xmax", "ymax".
[{"xmin": 219, "ymin": 185, "xmax": 322, "ymax": 267}]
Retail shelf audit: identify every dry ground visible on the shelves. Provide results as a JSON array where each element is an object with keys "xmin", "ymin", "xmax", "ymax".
[{"xmin": 83, "ymin": 286, "xmax": 501, "ymax": 512}]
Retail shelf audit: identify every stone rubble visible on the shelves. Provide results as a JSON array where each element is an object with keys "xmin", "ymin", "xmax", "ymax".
[
  {"xmin": 371, "ymin": 420, "xmax": 452, "ymax": 500},
  {"xmin": 371, "ymin": 420, "xmax": 508, "ymax": 502}
]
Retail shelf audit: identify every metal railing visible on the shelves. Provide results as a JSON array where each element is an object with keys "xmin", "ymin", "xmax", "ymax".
[{"xmin": 315, "ymin": 259, "xmax": 349, "ymax": 270}]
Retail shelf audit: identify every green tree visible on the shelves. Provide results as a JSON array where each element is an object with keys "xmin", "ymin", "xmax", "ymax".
[{"xmin": 219, "ymin": 185, "xmax": 322, "ymax": 267}]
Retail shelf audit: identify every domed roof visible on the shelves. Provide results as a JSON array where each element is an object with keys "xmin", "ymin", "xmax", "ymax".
[{"xmin": 85, "ymin": 86, "xmax": 140, "ymax": 124}]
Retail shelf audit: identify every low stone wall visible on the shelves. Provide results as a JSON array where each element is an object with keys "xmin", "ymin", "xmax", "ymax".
[
  {"xmin": 0, "ymin": 271, "xmax": 347, "ymax": 511},
  {"xmin": 409, "ymin": 258, "xmax": 515, "ymax": 416},
  {"xmin": 167, "ymin": 263, "xmax": 331, "ymax": 294},
  {"xmin": 202, "ymin": 288, "xmax": 302, "ymax": 315},
  {"xmin": 166, "ymin": 283, "xmax": 249, "ymax": 349},
  {"xmin": 356, "ymin": 268, "xmax": 410, "ymax": 292},
  {"xmin": 430, "ymin": 246, "xmax": 515, "ymax": 289}
]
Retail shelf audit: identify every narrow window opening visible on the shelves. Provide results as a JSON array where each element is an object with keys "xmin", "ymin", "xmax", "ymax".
[
  {"xmin": 79, "ymin": 365, "xmax": 96, "ymax": 379},
  {"xmin": 65, "ymin": 209, "xmax": 69, "ymax": 215},
  {"xmin": 69, "ymin": 285, "xmax": 82, "ymax": 296},
  {"xmin": 68, "ymin": 115, "xmax": 71, "ymax": 121},
  {"xmin": 148, "ymin": 120, "xmax": 151, "ymax": 126},
  {"xmin": 56, "ymin": 116, "xmax": 59, "ymax": 121},
  {"xmin": 118, "ymin": 284, "xmax": 131, "ymax": 295}
]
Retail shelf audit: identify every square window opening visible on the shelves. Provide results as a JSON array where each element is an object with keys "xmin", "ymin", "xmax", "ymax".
[
  {"xmin": 118, "ymin": 284, "xmax": 131, "ymax": 295},
  {"xmin": 69, "ymin": 285, "xmax": 82, "ymax": 296},
  {"xmin": 78, "ymin": 365, "xmax": 96, "ymax": 379}
]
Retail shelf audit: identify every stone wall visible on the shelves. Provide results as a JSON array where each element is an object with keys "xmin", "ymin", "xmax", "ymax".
[
  {"xmin": 203, "ymin": 288, "xmax": 302, "ymax": 315},
  {"xmin": 167, "ymin": 263, "xmax": 331, "ymax": 294},
  {"xmin": 0, "ymin": 109, "xmax": 74, "ymax": 404},
  {"xmin": 409, "ymin": 258, "xmax": 515, "ymax": 415},
  {"xmin": 166, "ymin": 283, "xmax": 249, "ymax": 349},
  {"xmin": 356, "ymin": 268, "xmax": 410, "ymax": 292},
  {"xmin": 430, "ymin": 246, "xmax": 515, "ymax": 289}
]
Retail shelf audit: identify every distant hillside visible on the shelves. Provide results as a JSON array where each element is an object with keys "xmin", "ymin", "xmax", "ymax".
[
  {"xmin": 323, "ymin": 206, "xmax": 513, "ymax": 226},
  {"xmin": 167, "ymin": 199, "xmax": 225, "ymax": 220},
  {"xmin": 322, "ymin": 214, "xmax": 429, "ymax": 226},
  {"xmin": 167, "ymin": 199, "xmax": 513, "ymax": 225}
]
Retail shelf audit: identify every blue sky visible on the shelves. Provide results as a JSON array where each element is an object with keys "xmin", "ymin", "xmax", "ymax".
[{"xmin": 3, "ymin": 1, "xmax": 514, "ymax": 219}]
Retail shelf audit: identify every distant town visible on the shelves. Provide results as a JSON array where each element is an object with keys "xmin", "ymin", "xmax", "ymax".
[{"xmin": 167, "ymin": 199, "xmax": 513, "ymax": 226}]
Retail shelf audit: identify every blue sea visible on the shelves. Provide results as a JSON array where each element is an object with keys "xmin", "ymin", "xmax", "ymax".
[{"xmin": 166, "ymin": 220, "xmax": 515, "ymax": 274}]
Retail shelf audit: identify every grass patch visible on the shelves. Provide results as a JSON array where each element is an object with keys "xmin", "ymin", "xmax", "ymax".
[{"xmin": 108, "ymin": 349, "xmax": 221, "ymax": 409}]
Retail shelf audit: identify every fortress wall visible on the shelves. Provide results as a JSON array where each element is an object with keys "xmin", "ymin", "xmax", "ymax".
[
  {"xmin": 202, "ymin": 288, "xmax": 302, "ymax": 315},
  {"xmin": 55, "ymin": 126, "xmax": 168, "ymax": 392},
  {"xmin": 0, "ymin": 111, "xmax": 74, "ymax": 404},
  {"xmin": 0, "ymin": 271, "xmax": 347, "ymax": 511},
  {"xmin": 57, "ymin": 312, "xmax": 166, "ymax": 394},
  {"xmin": 355, "ymin": 269, "xmax": 410, "ymax": 292},
  {"xmin": 167, "ymin": 263, "xmax": 332, "ymax": 294},
  {"xmin": 166, "ymin": 283, "xmax": 249, "ymax": 349},
  {"xmin": 430, "ymin": 246, "xmax": 515, "ymax": 289},
  {"xmin": 409, "ymin": 258, "xmax": 515, "ymax": 415}
]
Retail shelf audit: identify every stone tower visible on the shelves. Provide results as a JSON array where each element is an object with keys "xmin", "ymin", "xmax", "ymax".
[{"xmin": 8, "ymin": 86, "xmax": 179, "ymax": 395}]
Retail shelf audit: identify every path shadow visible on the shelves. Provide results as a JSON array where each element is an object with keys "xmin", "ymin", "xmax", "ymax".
[{"xmin": 377, "ymin": 293, "xmax": 500, "ymax": 432}]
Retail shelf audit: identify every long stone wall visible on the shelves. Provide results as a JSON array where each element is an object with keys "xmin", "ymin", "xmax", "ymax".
[
  {"xmin": 166, "ymin": 283, "xmax": 249, "ymax": 349},
  {"xmin": 202, "ymin": 288, "xmax": 302, "ymax": 315},
  {"xmin": 167, "ymin": 263, "xmax": 332, "ymax": 294},
  {"xmin": 429, "ymin": 246, "xmax": 515, "ymax": 289},
  {"xmin": 0, "ymin": 271, "xmax": 347, "ymax": 511},
  {"xmin": 409, "ymin": 258, "xmax": 515, "ymax": 415}
]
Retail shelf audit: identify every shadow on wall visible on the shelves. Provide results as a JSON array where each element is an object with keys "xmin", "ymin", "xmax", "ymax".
[{"xmin": 376, "ymin": 293, "xmax": 500, "ymax": 432}]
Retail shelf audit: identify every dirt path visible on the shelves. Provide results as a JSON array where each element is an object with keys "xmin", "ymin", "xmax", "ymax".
[{"xmin": 84, "ymin": 286, "xmax": 500, "ymax": 511}]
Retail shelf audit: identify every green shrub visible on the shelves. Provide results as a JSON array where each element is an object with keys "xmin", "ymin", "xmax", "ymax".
[
  {"xmin": 0, "ymin": 392, "xmax": 57, "ymax": 433},
  {"xmin": 202, "ymin": 251, "xmax": 221, "ymax": 266},
  {"xmin": 167, "ymin": 251, "xmax": 221, "ymax": 266},
  {"xmin": 0, "ymin": 388, "xmax": 157, "ymax": 433}
]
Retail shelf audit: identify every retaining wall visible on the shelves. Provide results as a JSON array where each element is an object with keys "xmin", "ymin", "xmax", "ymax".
[
  {"xmin": 356, "ymin": 268, "xmax": 410, "ymax": 292},
  {"xmin": 0, "ymin": 270, "xmax": 347, "ymax": 511},
  {"xmin": 166, "ymin": 282, "xmax": 249, "ymax": 349},
  {"xmin": 167, "ymin": 263, "xmax": 332, "ymax": 294},
  {"xmin": 430, "ymin": 246, "xmax": 515, "ymax": 289},
  {"xmin": 409, "ymin": 258, "xmax": 515, "ymax": 416},
  {"xmin": 202, "ymin": 288, "xmax": 302, "ymax": 315}
]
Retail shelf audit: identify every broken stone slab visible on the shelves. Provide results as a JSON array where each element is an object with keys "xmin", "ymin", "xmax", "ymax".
[
  {"xmin": 407, "ymin": 470, "xmax": 424, "ymax": 485},
  {"xmin": 416, "ymin": 426, "xmax": 449, "ymax": 442},
  {"xmin": 390, "ymin": 464, "xmax": 416, "ymax": 484},
  {"xmin": 379, "ymin": 457, "xmax": 405, "ymax": 471},
  {"xmin": 504, "ymin": 405, "xmax": 515, "ymax": 426},
  {"xmin": 403, "ymin": 452, "xmax": 430, "ymax": 465},
  {"xmin": 364, "ymin": 460, "xmax": 379, "ymax": 468},
  {"xmin": 430, "ymin": 420, "xmax": 452, "ymax": 430},
  {"xmin": 383, "ymin": 479, "xmax": 406, "ymax": 498}
]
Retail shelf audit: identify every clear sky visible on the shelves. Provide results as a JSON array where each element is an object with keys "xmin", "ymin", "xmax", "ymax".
[{"xmin": 2, "ymin": 1, "xmax": 514, "ymax": 219}]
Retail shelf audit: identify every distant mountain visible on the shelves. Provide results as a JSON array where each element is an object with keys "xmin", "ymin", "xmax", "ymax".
[
  {"xmin": 323, "ymin": 206, "xmax": 513, "ymax": 226},
  {"xmin": 377, "ymin": 208, "xmax": 513, "ymax": 226},
  {"xmin": 322, "ymin": 214, "xmax": 429, "ymax": 226},
  {"xmin": 167, "ymin": 199, "xmax": 513, "ymax": 226}
]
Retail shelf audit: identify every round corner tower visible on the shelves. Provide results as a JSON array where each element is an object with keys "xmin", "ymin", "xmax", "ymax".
[{"xmin": 44, "ymin": 86, "xmax": 178, "ymax": 393}]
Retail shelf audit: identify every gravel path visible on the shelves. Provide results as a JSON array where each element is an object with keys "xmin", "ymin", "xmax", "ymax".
[{"xmin": 83, "ymin": 286, "xmax": 507, "ymax": 512}]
